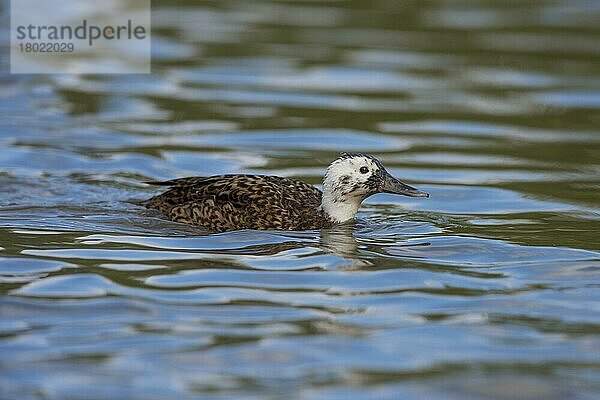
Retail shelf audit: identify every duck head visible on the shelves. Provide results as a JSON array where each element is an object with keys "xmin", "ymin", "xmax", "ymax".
[{"xmin": 320, "ymin": 153, "xmax": 429, "ymax": 223}]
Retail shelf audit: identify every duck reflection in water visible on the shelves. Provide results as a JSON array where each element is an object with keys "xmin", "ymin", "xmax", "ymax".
[{"xmin": 318, "ymin": 220, "xmax": 432, "ymax": 269}]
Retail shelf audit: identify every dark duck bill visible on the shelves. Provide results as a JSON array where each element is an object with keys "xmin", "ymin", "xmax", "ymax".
[{"xmin": 381, "ymin": 173, "xmax": 429, "ymax": 198}]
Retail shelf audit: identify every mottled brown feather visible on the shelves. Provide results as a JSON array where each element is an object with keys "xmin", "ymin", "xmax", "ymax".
[{"xmin": 142, "ymin": 175, "xmax": 335, "ymax": 232}]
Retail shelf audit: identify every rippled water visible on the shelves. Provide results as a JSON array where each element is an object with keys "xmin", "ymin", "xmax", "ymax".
[{"xmin": 1, "ymin": 0, "xmax": 600, "ymax": 399}]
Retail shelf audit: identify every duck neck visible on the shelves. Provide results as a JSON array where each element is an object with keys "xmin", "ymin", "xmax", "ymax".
[{"xmin": 320, "ymin": 190, "xmax": 362, "ymax": 224}]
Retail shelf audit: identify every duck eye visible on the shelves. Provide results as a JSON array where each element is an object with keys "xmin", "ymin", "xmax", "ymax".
[{"xmin": 359, "ymin": 166, "xmax": 369, "ymax": 174}]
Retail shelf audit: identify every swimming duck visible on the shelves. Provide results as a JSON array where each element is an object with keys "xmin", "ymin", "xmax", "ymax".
[{"xmin": 142, "ymin": 153, "xmax": 429, "ymax": 232}]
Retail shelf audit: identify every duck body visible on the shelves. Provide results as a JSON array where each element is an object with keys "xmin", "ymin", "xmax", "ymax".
[
  {"xmin": 142, "ymin": 174, "xmax": 335, "ymax": 232},
  {"xmin": 142, "ymin": 153, "xmax": 429, "ymax": 232}
]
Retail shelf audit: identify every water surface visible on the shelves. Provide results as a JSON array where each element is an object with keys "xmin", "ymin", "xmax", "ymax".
[{"xmin": 1, "ymin": 0, "xmax": 599, "ymax": 399}]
